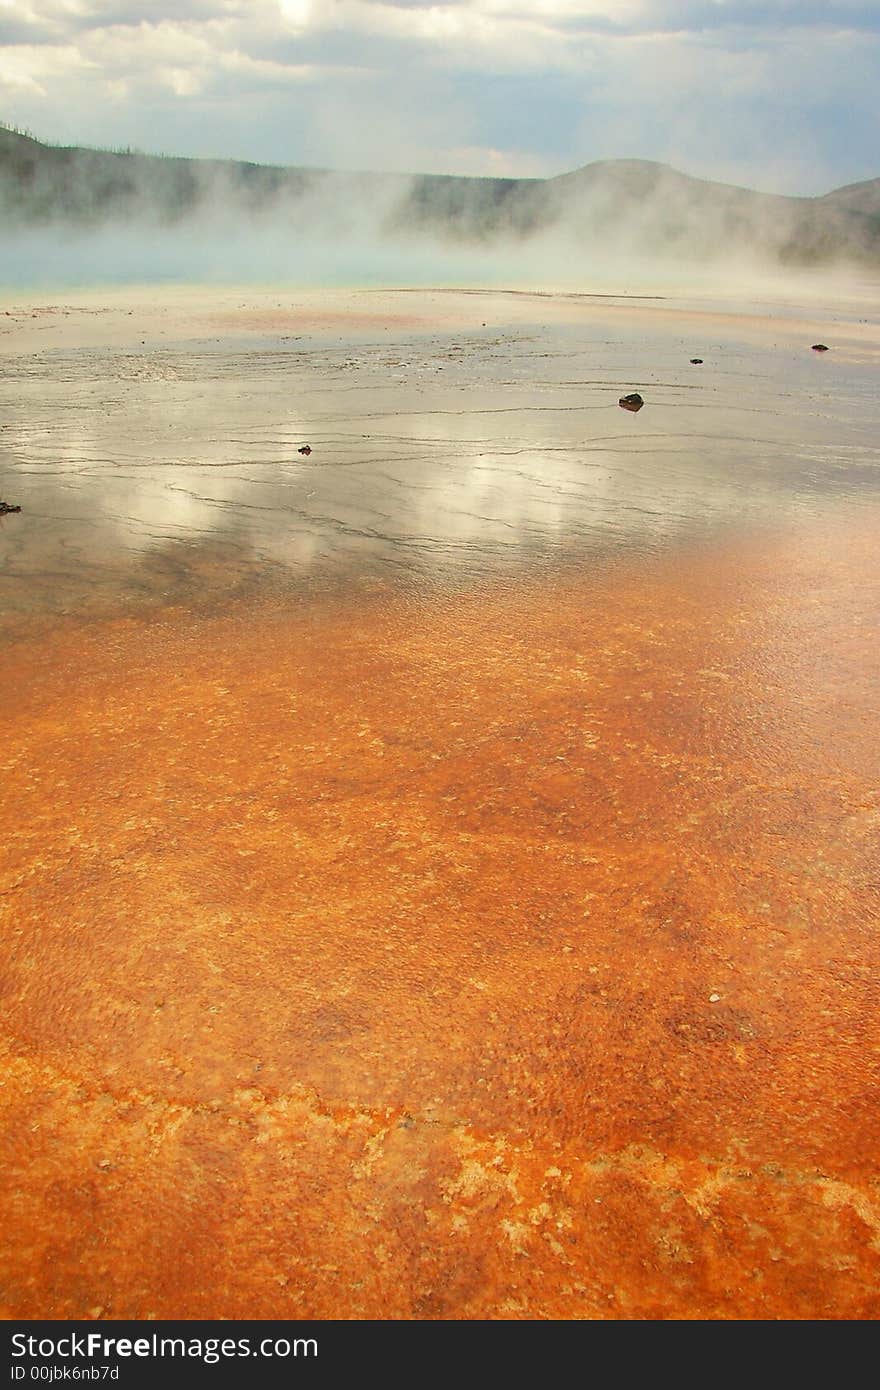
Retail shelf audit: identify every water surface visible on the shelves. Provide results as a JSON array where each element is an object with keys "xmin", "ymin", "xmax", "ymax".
[{"xmin": 2, "ymin": 285, "xmax": 878, "ymax": 615}]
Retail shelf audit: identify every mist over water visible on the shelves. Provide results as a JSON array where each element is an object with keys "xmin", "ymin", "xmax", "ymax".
[
  {"xmin": 2, "ymin": 132, "xmax": 879, "ymax": 294},
  {"xmin": 0, "ymin": 215, "xmax": 539, "ymax": 290},
  {"xmin": 2, "ymin": 214, "xmax": 874, "ymax": 304}
]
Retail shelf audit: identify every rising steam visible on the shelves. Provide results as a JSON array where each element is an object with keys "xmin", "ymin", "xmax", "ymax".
[{"xmin": 1, "ymin": 126, "xmax": 878, "ymax": 291}]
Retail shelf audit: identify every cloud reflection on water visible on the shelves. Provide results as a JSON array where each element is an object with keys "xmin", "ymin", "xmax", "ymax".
[{"xmin": 2, "ymin": 295, "xmax": 879, "ymax": 616}]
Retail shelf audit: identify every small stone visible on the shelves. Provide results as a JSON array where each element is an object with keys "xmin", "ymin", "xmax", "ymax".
[
  {"xmin": 709, "ymin": 993, "xmax": 721, "ymax": 1003},
  {"xmin": 690, "ymin": 358, "xmax": 703, "ymax": 364},
  {"xmin": 298, "ymin": 444, "xmax": 312, "ymax": 455},
  {"xmin": 0, "ymin": 501, "xmax": 21, "ymax": 515},
  {"xmin": 618, "ymin": 393, "xmax": 644, "ymax": 412},
  {"xmin": 811, "ymin": 344, "xmax": 829, "ymax": 352}
]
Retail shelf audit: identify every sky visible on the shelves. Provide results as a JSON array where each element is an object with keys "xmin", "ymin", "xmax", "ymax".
[{"xmin": 0, "ymin": 1, "xmax": 878, "ymax": 195}]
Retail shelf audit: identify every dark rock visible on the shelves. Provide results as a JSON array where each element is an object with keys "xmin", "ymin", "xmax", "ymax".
[
  {"xmin": 690, "ymin": 358, "xmax": 703, "ymax": 364},
  {"xmin": 298, "ymin": 445, "xmax": 312, "ymax": 455},
  {"xmin": 811, "ymin": 343, "xmax": 829, "ymax": 351},
  {"xmin": 619, "ymin": 393, "xmax": 644, "ymax": 412},
  {"xmin": 0, "ymin": 501, "xmax": 21, "ymax": 514}
]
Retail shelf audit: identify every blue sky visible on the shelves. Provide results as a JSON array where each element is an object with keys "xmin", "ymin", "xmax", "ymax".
[{"xmin": 0, "ymin": 1, "xmax": 878, "ymax": 194}]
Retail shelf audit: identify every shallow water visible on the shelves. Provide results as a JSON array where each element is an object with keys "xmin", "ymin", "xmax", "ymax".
[
  {"xmin": 2, "ymin": 287, "xmax": 879, "ymax": 1321},
  {"xmin": 2, "ymin": 287, "xmax": 878, "ymax": 615}
]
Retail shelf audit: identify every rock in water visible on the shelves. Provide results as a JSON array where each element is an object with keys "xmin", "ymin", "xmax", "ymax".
[
  {"xmin": 619, "ymin": 393, "xmax": 644, "ymax": 412},
  {"xmin": 0, "ymin": 501, "xmax": 21, "ymax": 515},
  {"xmin": 690, "ymin": 358, "xmax": 703, "ymax": 364},
  {"xmin": 811, "ymin": 344, "xmax": 829, "ymax": 352},
  {"xmin": 298, "ymin": 445, "xmax": 312, "ymax": 455}
]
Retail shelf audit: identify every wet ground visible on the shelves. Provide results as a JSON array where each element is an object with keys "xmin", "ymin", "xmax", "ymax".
[
  {"xmin": 1, "ymin": 286, "xmax": 879, "ymax": 1318},
  {"xmin": 2, "ymin": 286, "xmax": 880, "ymax": 620}
]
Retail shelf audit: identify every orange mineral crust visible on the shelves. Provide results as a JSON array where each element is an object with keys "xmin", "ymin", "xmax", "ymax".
[{"xmin": 2, "ymin": 516, "xmax": 879, "ymax": 1320}]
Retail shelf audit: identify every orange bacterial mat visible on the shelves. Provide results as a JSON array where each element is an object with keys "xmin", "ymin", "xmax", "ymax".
[{"xmin": 2, "ymin": 515, "xmax": 879, "ymax": 1319}]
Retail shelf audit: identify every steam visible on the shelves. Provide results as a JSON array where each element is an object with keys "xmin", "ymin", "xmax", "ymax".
[{"xmin": 0, "ymin": 128, "xmax": 878, "ymax": 292}]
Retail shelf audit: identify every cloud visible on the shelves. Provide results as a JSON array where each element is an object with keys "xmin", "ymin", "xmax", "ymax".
[
  {"xmin": 0, "ymin": 0, "xmax": 877, "ymax": 191},
  {"xmin": 0, "ymin": 41, "xmax": 93, "ymax": 96}
]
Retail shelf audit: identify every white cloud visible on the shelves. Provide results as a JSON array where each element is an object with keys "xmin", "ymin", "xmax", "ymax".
[
  {"xmin": 0, "ymin": 41, "xmax": 92, "ymax": 95},
  {"xmin": 0, "ymin": 0, "xmax": 877, "ymax": 190}
]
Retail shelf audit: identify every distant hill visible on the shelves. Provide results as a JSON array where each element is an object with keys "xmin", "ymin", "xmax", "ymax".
[
  {"xmin": 538, "ymin": 160, "xmax": 880, "ymax": 265},
  {"xmin": 819, "ymin": 175, "xmax": 880, "ymax": 219},
  {"xmin": 1, "ymin": 126, "xmax": 878, "ymax": 268}
]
